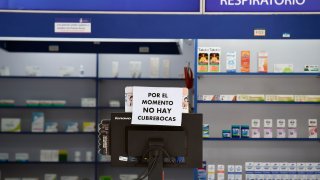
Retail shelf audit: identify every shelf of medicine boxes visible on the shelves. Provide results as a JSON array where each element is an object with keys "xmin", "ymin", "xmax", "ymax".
[
  {"xmin": 197, "ymin": 101, "xmax": 320, "ymax": 105},
  {"xmin": 197, "ymin": 72, "xmax": 320, "ymax": 77},
  {"xmin": 203, "ymin": 138, "xmax": 320, "ymax": 141},
  {"xmin": 98, "ymin": 77, "xmax": 184, "ymax": 80},
  {"xmin": 0, "ymin": 76, "xmax": 97, "ymax": 80},
  {"xmin": 0, "ymin": 106, "xmax": 98, "ymax": 109}
]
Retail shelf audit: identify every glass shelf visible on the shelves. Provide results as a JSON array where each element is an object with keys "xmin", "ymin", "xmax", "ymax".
[
  {"xmin": 197, "ymin": 101, "xmax": 320, "ymax": 105},
  {"xmin": 197, "ymin": 72, "xmax": 320, "ymax": 76},
  {"xmin": 203, "ymin": 138, "xmax": 320, "ymax": 141}
]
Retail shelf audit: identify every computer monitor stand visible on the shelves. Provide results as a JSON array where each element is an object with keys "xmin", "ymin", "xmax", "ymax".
[{"xmin": 147, "ymin": 139, "xmax": 165, "ymax": 180}]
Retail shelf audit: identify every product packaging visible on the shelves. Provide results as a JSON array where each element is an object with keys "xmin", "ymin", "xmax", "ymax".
[
  {"xmin": 241, "ymin": 51, "xmax": 250, "ymax": 72},
  {"xmin": 203, "ymin": 124, "xmax": 210, "ymax": 138},
  {"xmin": 207, "ymin": 164, "xmax": 216, "ymax": 180},
  {"xmin": 0, "ymin": 99, "xmax": 15, "ymax": 106},
  {"xmin": 227, "ymin": 165, "xmax": 235, "ymax": 180},
  {"xmin": 276, "ymin": 119, "xmax": 286, "ymax": 138},
  {"xmin": 198, "ymin": 47, "xmax": 209, "ymax": 72},
  {"xmin": 59, "ymin": 66, "xmax": 75, "ymax": 77},
  {"xmin": 40, "ymin": 150, "xmax": 59, "ymax": 162},
  {"xmin": 81, "ymin": 98, "xmax": 96, "ymax": 107},
  {"xmin": 162, "ymin": 59, "xmax": 171, "ymax": 78},
  {"xmin": 51, "ymin": 100, "xmax": 66, "ymax": 107},
  {"xmin": 288, "ymin": 119, "xmax": 297, "ymax": 138},
  {"xmin": 226, "ymin": 52, "xmax": 237, "ymax": 73},
  {"xmin": 202, "ymin": 95, "xmax": 220, "ymax": 101},
  {"xmin": 15, "ymin": 153, "xmax": 29, "ymax": 162},
  {"xmin": 32, "ymin": 112, "xmax": 45, "ymax": 132},
  {"xmin": 25, "ymin": 66, "xmax": 40, "ymax": 76},
  {"xmin": 111, "ymin": 61, "xmax": 119, "ymax": 78},
  {"xmin": 231, "ymin": 125, "xmax": 241, "ymax": 138},
  {"xmin": 304, "ymin": 65, "xmax": 319, "ymax": 72},
  {"xmin": 263, "ymin": 119, "xmax": 273, "ymax": 138},
  {"xmin": 234, "ymin": 165, "xmax": 242, "ymax": 180},
  {"xmin": 65, "ymin": 122, "xmax": 79, "ymax": 132},
  {"xmin": 258, "ymin": 51, "xmax": 268, "ymax": 73},
  {"xmin": 308, "ymin": 119, "xmax": 318, "ymax": 138},
  {"xmin": 241, "ymin": 125, "xmax": 250, "ymax": 138},
  {"xmin": 1, "ymin": 118, "xmax": 21, "ymax": 132},
  {"xmin": 245, "ymin": 162, "xmax": 254, "ymax": 180},
  {"xmin": 149, "ymin": 57, "xmax": 160, "ymax": 78},
  {"xmin": 222, "ymin": 130, "xmax": 231, "ymax": 138},
  {"xmin": 295, "ymin": 95, "xmax": 320, "ymax": 102},
  {"xmin": 251, "ymin": 119, "xmax": 261, "ymax": 138},
  {"xmin": 129, "ymin": 61, "xmax": 142, "ymax": 78},
  {"xmin": 265, "ymin": 95, "xmax": 295, "ymax": 102},
  {"xmin": 0, "ymin": 66, "xmax": 10, "ymax": 76},
  {"xmin": 217, "ymin": 164, "xmax": 225, "ymax": 180},
  {"xmin": 209, "ymin": 47, "xmax": 221, "ymax": 72},
  {"xmin": 0, "ymin": 153, "xmax": 9, "ymax": 162},
  {"xmin": 83, "ymin": 122, "xmax": 95, "ymax": 132},
  {"xmin": 219, "ymin": 95, "xmax": 237, "ymax": 101},
  {"xmin": 273, "ymin": 64, "xmax": 293, "ymax": 73},
  {"xmin": 236, "ymin": 94, "xmax": 265, "ymax": 102},
  {"xmin": 45, "ymin": 122, "xmax": 58, "ymax": 133},
  {"xmin": 44, "ymin": 174, "xmax": 57, "ymax": 180},
  {"xmin": 60, "ymin": 176, "xmax": 79, "ymax": 180}
]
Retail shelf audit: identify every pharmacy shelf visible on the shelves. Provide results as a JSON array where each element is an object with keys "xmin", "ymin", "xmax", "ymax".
[
  {"xmin": 98, "ymin": 106, "xmax": 125, "ymax": 109},
  {"xmin": 0, "ymin": 132, "xmax": 96, "ymax": 135},
  {"xmin": 197, "ymin": 101, "xmax": 320, "ymax": 105},
  {"xmin": 98, "ymin": 77, "xmax": 184, "ymax": 80},
  {"xmin": 203, "ymin": 138, "xmax": 320, "ymax": 141},
  {"xmin": 0, "ymin": 161, "xmax": 96, "ymax": 164},
  {"xmin": 0, "ymin": 106, "xmax": 96, "ymax": 109},
  {"xmin": 197, "ymin": 72, "xmax": 320, "ymax": 76},
  {"xmin": 0, "ymin": 76, "xmax": 96, "ymax": 80}
]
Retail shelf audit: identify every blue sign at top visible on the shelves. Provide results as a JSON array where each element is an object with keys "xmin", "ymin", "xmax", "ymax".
[
  {"xmin": 206, "ymin": 0, "xmax": 320, "ymax": 12},
  {"xmin": 0, "ymin": 0, "xmax": 200, "ymax": 12}
]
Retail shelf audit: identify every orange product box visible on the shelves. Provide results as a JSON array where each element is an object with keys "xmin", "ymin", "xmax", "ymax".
[{"xmin": 241, "ymin": 51, "xmax": 250, "ymax": 72}]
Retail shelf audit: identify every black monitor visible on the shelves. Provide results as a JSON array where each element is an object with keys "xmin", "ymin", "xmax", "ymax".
[{"xmin": 109, "ymin": 113, "xmax": 203, "ymax": 180}]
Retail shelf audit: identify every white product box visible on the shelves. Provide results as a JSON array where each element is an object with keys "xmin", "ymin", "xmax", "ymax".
[
  {"xmin": 234, "ymin": 165, "xmax": 242, "ymax": 180},
  {"xmin": 40, "ymin": 150, "xmax": 59, "ymax": 162},
  {"xmin": 45, "ymin": 122, "xmax": 58, "ymax": 133},
  {"xmin": 304, "ymin": 65, "xmax": 319, "ymax": 72},
  {"xmin": 26, "ymin": 66, "xmax": 40, "ymax": 76},
  {"xmin": 0, "ymin": 99, "xmax": 15, "ymax": 105},
  {"xmin": 0, "ymin": 66, "xmax": 10, "ymax": 76},
  {"xmin": 265, "ymin": 95, "xmax": 294, "ymax": 102},
  {"xmin": 65, "ymin": 122, "xmax": 79, "ymax": 132},
  {"xmin": 217, "ymin": 164, "xmax": 225, "ymax": 180},
  {"xmin": 264, "ymin": 128, "xmax": 273, "ymax": 138},
  {"xmin": 51, "ymin": 100, "xmax": 66, "ymax": 106},
  {"xmin": 60, "ymin": 176, "xmax": 79, "ymax": 180},
  {"xmin": 245, "ymin": 162, "xmax": 255, "ymax": 172},
  {"xmin": 22, "ymin": 178, "xmax": 39, "ymax": 180},
  {"xmin": 309, "ymin": 119, "xmax": 318, "ymax": 126},
  {"xmin": 149, "ymin": 57, "xmax": 160, "ymax": 78},
  {"xmin": 295, "ymin": 95, "xmax": 320, "ymax": 102},
  {"xmin": 251, "ymin": 128, "xmax": 261, "ymax": 138},
  {"xmin": 220, "ymin": 95, "xmax": 237, "ymax": 101},
  {"xmin": 264, "ymin": 119, "xmax": 273, "ymax": 128},
  {"xmin": 228, "ymin": 165, "xmax": 235, "ymax": 180},
  {"xmin": 109, "ymin": 100, "xmax": 120, "ymax": 107},
  {"xmin": 59, "ymin": 66, "xmax": 75, "ymax": 77},
  {"xmin": 258, "ymin": 51, "xmax": 268, "ymax": 73},
  {"xmin": 202, "ymin": 95, "xmax": 217, "ymax": 101},
  {"xmin": 129, "ymin": 61, "xmax": 142, "ymax": 78},
  {"xmin": 251, "ymin": 119, "xmax": 261, "ymax": 128},
  {"xmin": 32, "ymin": 112, "xmax": 45, "ymax": 132},
  {"xmin": 81, "ymin": 98, "xmax": 96, "ymax": 107},
  {"xmin": 208, "ymin": 164, "xmax": 216, "ymax": 180},
  {"xmin": 226, "ymin": 52, "xmax": 237, "ymax": 73},
  {"xmin": 4, "ymin": 178, "xmax": 20, "ymax": 180},
  {"xmin": 277, "ymin": 128, "xmax": 286, "ymax": 138},
  {"xmin": 83, "ymin": 122, "xmax": 95, "ymax": 132},
  {"xmin": 309, "ymin": 126, "xmax": 318, "ymax": 138},
  {"xmin": 254, "ymin": 162, "xmax": 263, "ymax": 172},
  {"xmin": 277, "ymin": 119, "xmax": 286, "ymax": 128},
  {"xmin": 0, "ymin": 153, "xmax": 9, "ymax": 162},
  {"xmin": 288, "ymin": 128, "xmax": 297, "ymax": 138},
  {"xmin": 162, "ymin": 59, "xmax": 170, "ymax": 78},
  {"xmin": 1, "ymin": 118, "xmax": 21, "ymax": 132},
  {"xmin": 237, "ymin": 94, "xmax": 265, "ymax": 101},
  {"xmin": 245, "ymin": 174, "xmax": 255, "ymax": 180},
  {"xmin": 297, "ymin": 163, "xmax": 306, "ymax": 180},
  {"xmin": 26, "ymin": 100, "xmax": 40, "ymax": 106},
  {"xmin": 15, "ymin": 153, "xmax": 29, "ymax": 162},
  {"xmin": 273, "ymin": 64, "xmax": 293, "ymax": 73},
  {"xmin": 111, "ymin": 61, "xmax": 119, "ymax": 78},
  {"xmin": 288, "ymin": 119, "xmax": 297, "ymax": 128},
  {"xmin": 44, "ymin": 174, "xmax": 57, "ymax": 180}
]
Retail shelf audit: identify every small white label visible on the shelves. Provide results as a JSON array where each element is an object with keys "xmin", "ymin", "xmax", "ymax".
[
  {"xmin": 288, "ymin": 119, "xmax": 297, "ymax": 128},
  {"xmin": 277, "ymin": 119, "xmax": 286, "ymax": 128},
  {"xmin": 264, "ymin": 119, "xmax": 273, "ymax": 127},
  {"xmin": 55, "ymin": 22, "xmax": 91, "ymax": 33},
  {"xmin": 282, "ymin": 33, "xmax": 291, "ymax": 38},
  {"xmin": 254, "ymin": 29, "xmax": 266, "ymax": 37},
  {"xmin": 119, "ymin": 156, "xmax": 128, "ymax": 162},
  {"xmin": 309, "ymin": 119, "xmax": 317, "ymax": 127}
]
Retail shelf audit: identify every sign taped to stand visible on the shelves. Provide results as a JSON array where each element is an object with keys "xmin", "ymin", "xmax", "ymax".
[{"xmin": 131, "ymin": 86, "xmax": 185, "ymax": 126}]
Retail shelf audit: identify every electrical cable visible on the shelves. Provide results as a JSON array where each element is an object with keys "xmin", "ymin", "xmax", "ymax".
[{"xmin": 135, "ymin": 152, "xmax": 158, "ymax": 180}]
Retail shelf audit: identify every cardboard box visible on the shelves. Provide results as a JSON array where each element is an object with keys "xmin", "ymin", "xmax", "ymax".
[
  {"xmin": 83, "ymin": 122, "xmax": 95, "ymax": 132},
  {"xmin": 32, "ymin": 112, "xmax": 45, "ymax": 132},
  {"xmin": 1, "ymin": 118, "xmax": 21, "ymax": 132},
  {"xmin": 273, "ymin": 64, "xmax": 293, "ymax": 73},
  {"xmin": 258, "ymin": 52, "xmax": 268, "ymax": 73},
  {"xmin": 241, "ymin": 51, "xmax": 250, "ymax": 72},
  {"xmin": 226, "ymin": 52, "xmax": 237, "ymax": 73}
]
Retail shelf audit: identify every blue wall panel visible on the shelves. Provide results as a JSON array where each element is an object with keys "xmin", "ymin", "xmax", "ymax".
[{"xmin": 0, "ymin": 13, "xmax": 320, "ymax": 39}]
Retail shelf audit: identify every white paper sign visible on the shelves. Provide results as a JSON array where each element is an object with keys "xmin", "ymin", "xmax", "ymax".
[
  {"xmin": 132, "ymin": 86, "xmax": 183, "ymax": 126},
  {"xmin": 55, "ymin": 22, "xmax": 91, "ymax": 33}
]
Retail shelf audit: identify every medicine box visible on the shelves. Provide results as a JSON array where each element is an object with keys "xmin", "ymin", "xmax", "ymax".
[
  {"xmin": 83, "ymin": 122, "xmax": 95, "ymax": 132},
  {"xmin": 0, "ymin": 153, "xmax": 9, "ymax": 162},
  {"xmin": 32, "ymin": 112, "xmax": 45, "ymax": 132},
  {"xmin": 1, "ymin": 118, "xmax": 21, "ymax": 132},
  {"xmin": 65, "ymin": 122, "xmax": 79, "ymax": 132},
  {"xmin": 203, "ymin": 124, "xmax": 210, "ymax": 138},
  {"xmin": 45, "ymin": 122, "xmax": 58, "ymax": 133},
  {"xmin": 44, "ymin": 174, "xmax": 57, "ymax": 180}
]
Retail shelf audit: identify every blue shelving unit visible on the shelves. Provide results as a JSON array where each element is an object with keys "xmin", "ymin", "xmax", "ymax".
[
  {"xmin": 197, "ymin": 72, "xmax": 320, "ymax": 76},
  {"xmin": 0, "ymin": 132, "xmax": 96, "ymax": 135},
  {"xmin": 0, "ymin": 76, "xmax": 96, "ymax": 80},
  {"xmin": 197, "ymin": 101, "xmax": 320, "ymax": 105},
  {"xmin": 0, "ymin": 161, "xmax": 96, "ymax": 164},
  {"xmin": 0, "ymin": 106, "xmax": 97, "ymax": 109},
  {"xmin": 98, "ymin": 77, "xmax": 184, "ymax": 81}
]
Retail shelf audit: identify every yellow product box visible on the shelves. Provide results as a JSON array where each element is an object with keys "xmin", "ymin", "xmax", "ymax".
[
  {"xmin": 83, "ymin": 122, "xmax": 96, "ymax": 132},
  {"xmin": 295, "ymin": 95, "xmax": 320, "ymax": 102},
  {"xmin": 265, "ymin": 95, "xmax": 295, "ymax": 102},
  {"xmin": 237, "ymin": 94, "xmax": 265, "ymax": 101}
]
